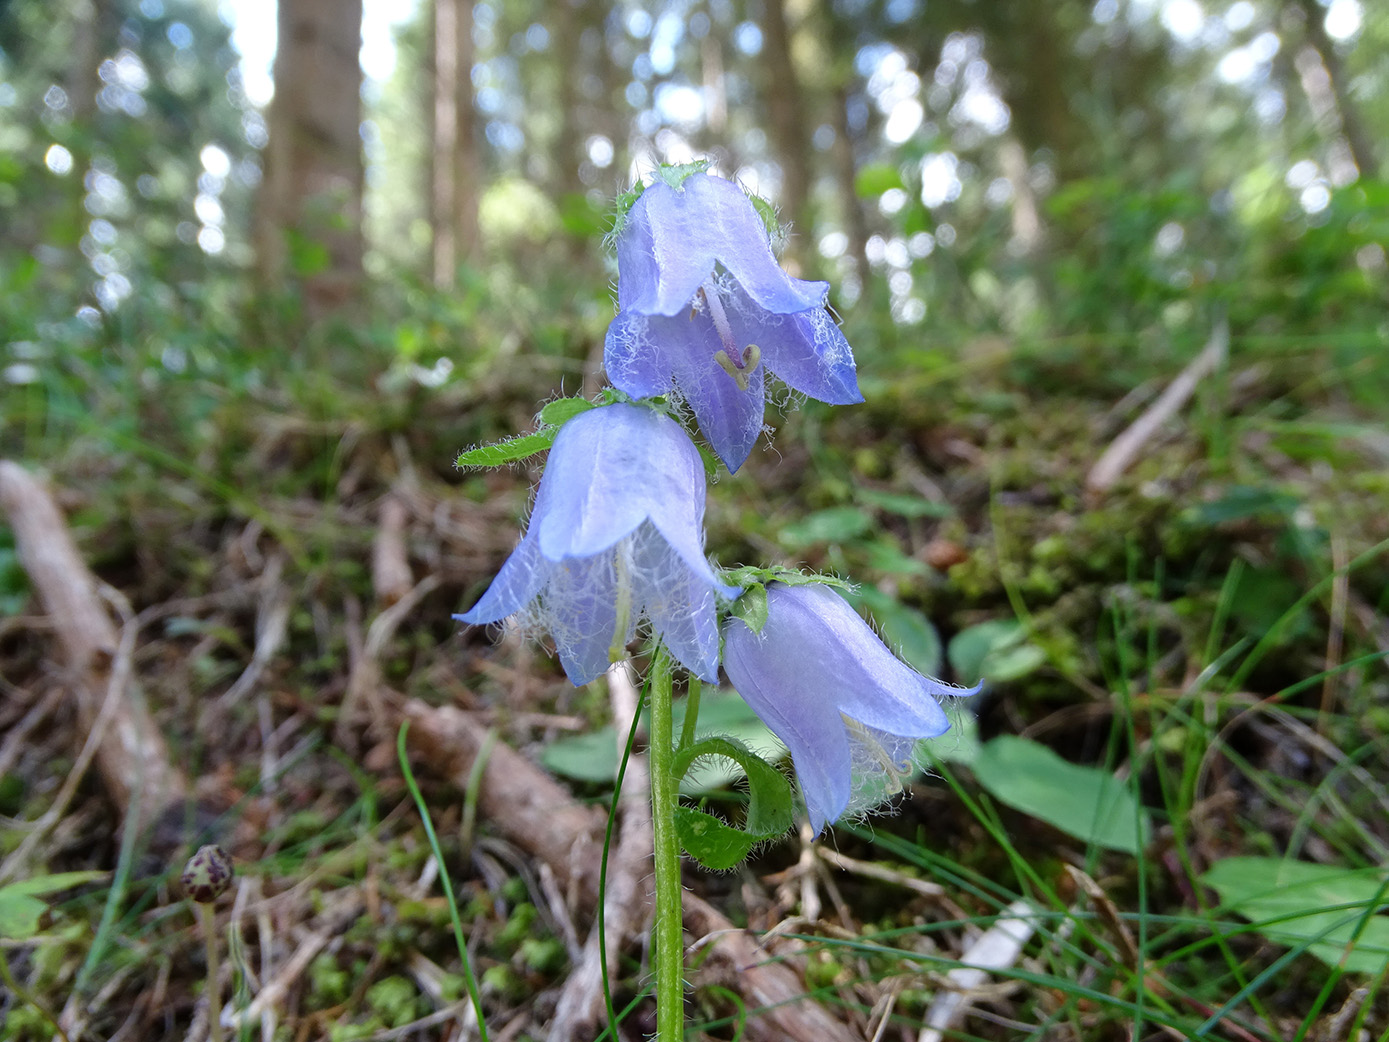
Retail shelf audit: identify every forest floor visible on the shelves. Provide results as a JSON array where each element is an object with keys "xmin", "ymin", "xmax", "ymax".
[{"xmin": 1, "ymin": 309, "xmax": 1387, "ymax": 1042}]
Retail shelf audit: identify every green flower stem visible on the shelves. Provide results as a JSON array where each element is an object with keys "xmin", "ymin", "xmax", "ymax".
[
  {"xmin": 647, "ymin": 645, "xmax": 685, "ymax": 1041},
  {"xmin": 198, "ymin": 901, "xmax": 224, "ymax": 1042},
  {"xmin": 678, "ymin": 676, "xmax": 702, "ymax": 751}
]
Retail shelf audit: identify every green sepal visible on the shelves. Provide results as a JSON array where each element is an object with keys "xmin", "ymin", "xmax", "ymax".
[
  {"xmin": 607, "ymin": 160, "xmax": 783, "ymax": 248},
  {"xmin": 672, "ymin": 737, "xmax": 795, "ymax": 870},
  {"xmin": 657, "ymin": 159, "xmax": 715, "ymax": 189},
  {"xmin": 727, "ymin": 581, "xmax": 768, "ymax": 634},
  {"xmin": 608, "ymin": 161, "xmax": 713, "ymax": 247},
  {"xmin": 536, "ymin": 396, "xmax": 596, "ymax": 427},
  {"xmin": 720, "ymin": 567, "xmax": 853, "ymax": 635}
]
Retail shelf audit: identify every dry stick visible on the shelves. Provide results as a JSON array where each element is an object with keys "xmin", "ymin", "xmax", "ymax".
[
  {"xmin": 1084, "ymin": 318, "xmax": 1230, "ymax": 498},
  {"xmin": 335, "ymin": 574, "xmax": 441, "ymax": 748},
  {"xmin": 225, "ymin": 895, "xmax": 364, "ymax": 1032},
  {"xmin": 401, "ymin": 699, "xmax": 862, "ymax": 1042},
  {"xmin": 682, "ymin": 892, "xmax": 861, "ymax": 1042},
  {"xmin": 214, "ymin": 552, "xmax": 290, "ymax": 711},
  {"xmin": 547, "ymin": 661, "xmax": 654, "ymax": 1042},
  {"xmin": 0, "ymin": 582, "xmax": 134, "ymax": 887},
  {"xmin": 372, "ymin": 494, "xmax": 414, "ymax": 608},
  {"xmin": 918, "ymin": 898, "xmax": 1043, "ymax": 1042},
  {"xmin": 0, "ymin": 461, "xmax": 187, "ymax": 868}
]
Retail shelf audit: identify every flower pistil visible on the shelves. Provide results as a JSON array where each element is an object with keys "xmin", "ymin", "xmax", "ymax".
[{"xmin": 698, "ymin": 278, "xmax": 762, "ymax": 392}]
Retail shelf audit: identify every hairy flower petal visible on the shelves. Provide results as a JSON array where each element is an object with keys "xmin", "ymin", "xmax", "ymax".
[
  {"xmin": 724, "ymin": 582, "xmax": 978, "ymax": 833},
  {"xmin": 617, "ymin": 175, "xmax": 828, "ymax": 317},
  {"xmin": 604, "ymin": 174, "xmax": 862, "ymax": 472},
  {"xmin": 458, "ymin": 404, "xmax": 735, "ymax": 685}
]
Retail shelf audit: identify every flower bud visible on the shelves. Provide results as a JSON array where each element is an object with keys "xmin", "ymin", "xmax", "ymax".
[{"xmin": 182, "ymin": 845, "xmax": 233, "ymax": 904}]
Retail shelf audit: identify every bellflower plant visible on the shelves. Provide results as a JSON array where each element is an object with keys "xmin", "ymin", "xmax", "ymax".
[
  {"xmin": 723, "ymin": 581, "xmax": 981, "ymax": 834},
  {"xmin": 456, "ymin": 403, "xmax": 739, "ymax": 686},
  {"xmin": 449, "ymin": 165, "xmax": 977, "ymax": 1042},
  {"xmin": 604, "ymin": 172, "xmax": 864, "ymax": 472}
]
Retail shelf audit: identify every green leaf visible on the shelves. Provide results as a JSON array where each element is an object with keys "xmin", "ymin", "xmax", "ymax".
[
  {"xmin": 971, "ymin": 736, "xmax": 1151, "ymax": 855},
  {"xmin": 1180, "ymin": 485, "xmax": 1298, "ymax": 527},
  {"xmin": 0, "ymin": 871, "xmax": 107, "ymax": 939},
  {"xmin": 1202, "ymin": 858, "xmax": 1389, "ymax": 974},
  {"xmin": 948, "ymin": 619, "xmax": 1045, "ymax": 683},
  {"xmin": 539, "ymin": 728, "xmax": 623, "ymax": 785},
  {"xmin": 673, "ymin": 737, "xmax": 795, "ymax": 870},
  {"xmin": 781, "ymin": 506, "xmax": 874, "ymax": 548},
  {"xmin": 456, "ymin": 428, "xmax": 558, "ymax": 468},
  {"xmin": 849, "ymin": 587, "xmax": 943, "ymax": 677},
  {"xmin": 856, "ymin": 488, "xmax": 955, "ymax": 519},
  {"xmin": 536, "ymin": 396, "xmax": 596, "ymax": 427},
  {"xmin": 862, "ymin": 538, "xmax": 930, "ymax": 579},
  {"xmin": 855, "ymin": 163, "xmax": 905, "ymax": 198}
]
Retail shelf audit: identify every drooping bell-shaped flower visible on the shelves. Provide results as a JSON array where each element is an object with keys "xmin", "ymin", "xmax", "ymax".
[
  {"xmin": 723, "ymin": 582, "xmax": 979, "ymax": 834},
  {"xmin": 457, "ymin": 404, "xmax": 740, "ymax": 686},
  {"xmin": 604, "ymin": 174, "xmax": 863, "ymax": 473}
]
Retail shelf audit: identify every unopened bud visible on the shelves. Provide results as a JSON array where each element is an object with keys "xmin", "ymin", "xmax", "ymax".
[{"xmin": 182, "ymin": 845, "xmax": 233, "ymax": 904}]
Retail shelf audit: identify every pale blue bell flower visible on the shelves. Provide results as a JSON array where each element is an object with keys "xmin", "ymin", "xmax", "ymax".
[
  {"xmin": 457, "ymin": 404, "xmax": 740, "ymax": 685},
  {"xmin": 723, "ymin": 582, "xmax": 980, "ymax": 834},
  {"xmin": 605, "ymin": 174, "xmax": 863, "ymax": 472}
]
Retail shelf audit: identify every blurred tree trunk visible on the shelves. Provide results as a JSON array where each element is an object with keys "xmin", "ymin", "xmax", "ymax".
[
  {"xmin": 552, "ymin": 0, "xmax": 584, "ymax": 199},
  {"xmin": 431, "ymin": 0, "xmax": 480, "ymax": 287},
  {"xmin": 760, "ymin": 0, "xmax": 813, "ymax": 272},
  {"xmin": 258, "ymin": 0, "xmax": 365, "ymax": 317},
  {"xmin": 66, "ymin": 0, "xmax": 101, "ymax": 121},
  {"xmin": 829, "ymin": 82, "xmax": 868, "ymax": 288},
  {"xmin": 1290, "ymin": 0, "xmax": 1378, "ymax": 179}
]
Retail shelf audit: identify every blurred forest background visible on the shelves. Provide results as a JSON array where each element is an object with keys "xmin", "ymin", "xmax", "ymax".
[{"xmin": 2, "ymin": 0, "xmax": 1388, "ymax": 1040}]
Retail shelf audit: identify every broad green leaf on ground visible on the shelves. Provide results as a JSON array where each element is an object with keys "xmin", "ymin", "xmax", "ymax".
[
  {"xmin": 1202, "ymin": 857, "xmax": 1389, "ymax": 974},
  {"xmin": 0, "ymin": 871, "xmax": 107, "ymax": 938},
  {"xmin": 1179, "ymin": 485, "xmax": 1298, "ymax": 527},
  {"xmin": 849, "ymin": 585, "xmax": 944, "ymax": 677},
  {"xmin": 970, "ymin": 736, "xmax": 1151, "ymax": 855},
  {"xmin": 948, "ymin": 619, "xmax": 1047, "ymax": 684},
  {"xmin": 855, "ymin": 487, "xmax": 955, "ymax": 519},
  {"xmin": 780, "ymin": 506, "xmax": 875, "ymax": 548},
  {"xmin": 538, "ymin": 727, "xmax": 622, "ymax": 785}
]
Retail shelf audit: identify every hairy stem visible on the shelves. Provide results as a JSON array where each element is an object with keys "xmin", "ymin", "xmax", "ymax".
[
  {"xmin": 647, "ymin": 645, "xmax": 685, "ymax": 1040},
  {"xmin": 678, "ymin": 676, "xmax": 702, "ymax": 752},
  {"xmin": 199, "ymin": 901, "xmax": 224, "ymax": 1042}
]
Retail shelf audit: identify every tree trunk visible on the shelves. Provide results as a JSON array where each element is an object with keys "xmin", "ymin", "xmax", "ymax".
[
  {"xmin": 1291, "ymin": 0, "xmax": 1378, "ymax": 180},
  {"xmin": 431, "ymin": 0, "xmax": 480, "ymax": 287},
  {"xmin": 829, "ymin": 82, "xmax": 868, "ymax": 288},
  {"xmin": 259, "ymin": 0, "xmax": 365, "ymax": 317},
  {"xmin": 760, "ymin": 0, "xmax": 813, "ymax": 273}
]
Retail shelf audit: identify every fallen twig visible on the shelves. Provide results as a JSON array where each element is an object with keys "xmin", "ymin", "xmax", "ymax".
[
  {"xmin": 336, "ymin": 574, "xmax": 441, "ymax": 747},
  {"xmin": 918, "ymin": 898, "xmax": 1041, "ymax": 1042},
  {"xmin": 372, "ymin": 493, "xmax": 414, "ymax": 607},
  {"xmin": 1085, "ymin": 317, "xmax": 1229, "ymax": 498},
  {"xmin": 0, "ymin": 460, "xmax": 187, "ymax": 861}
]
